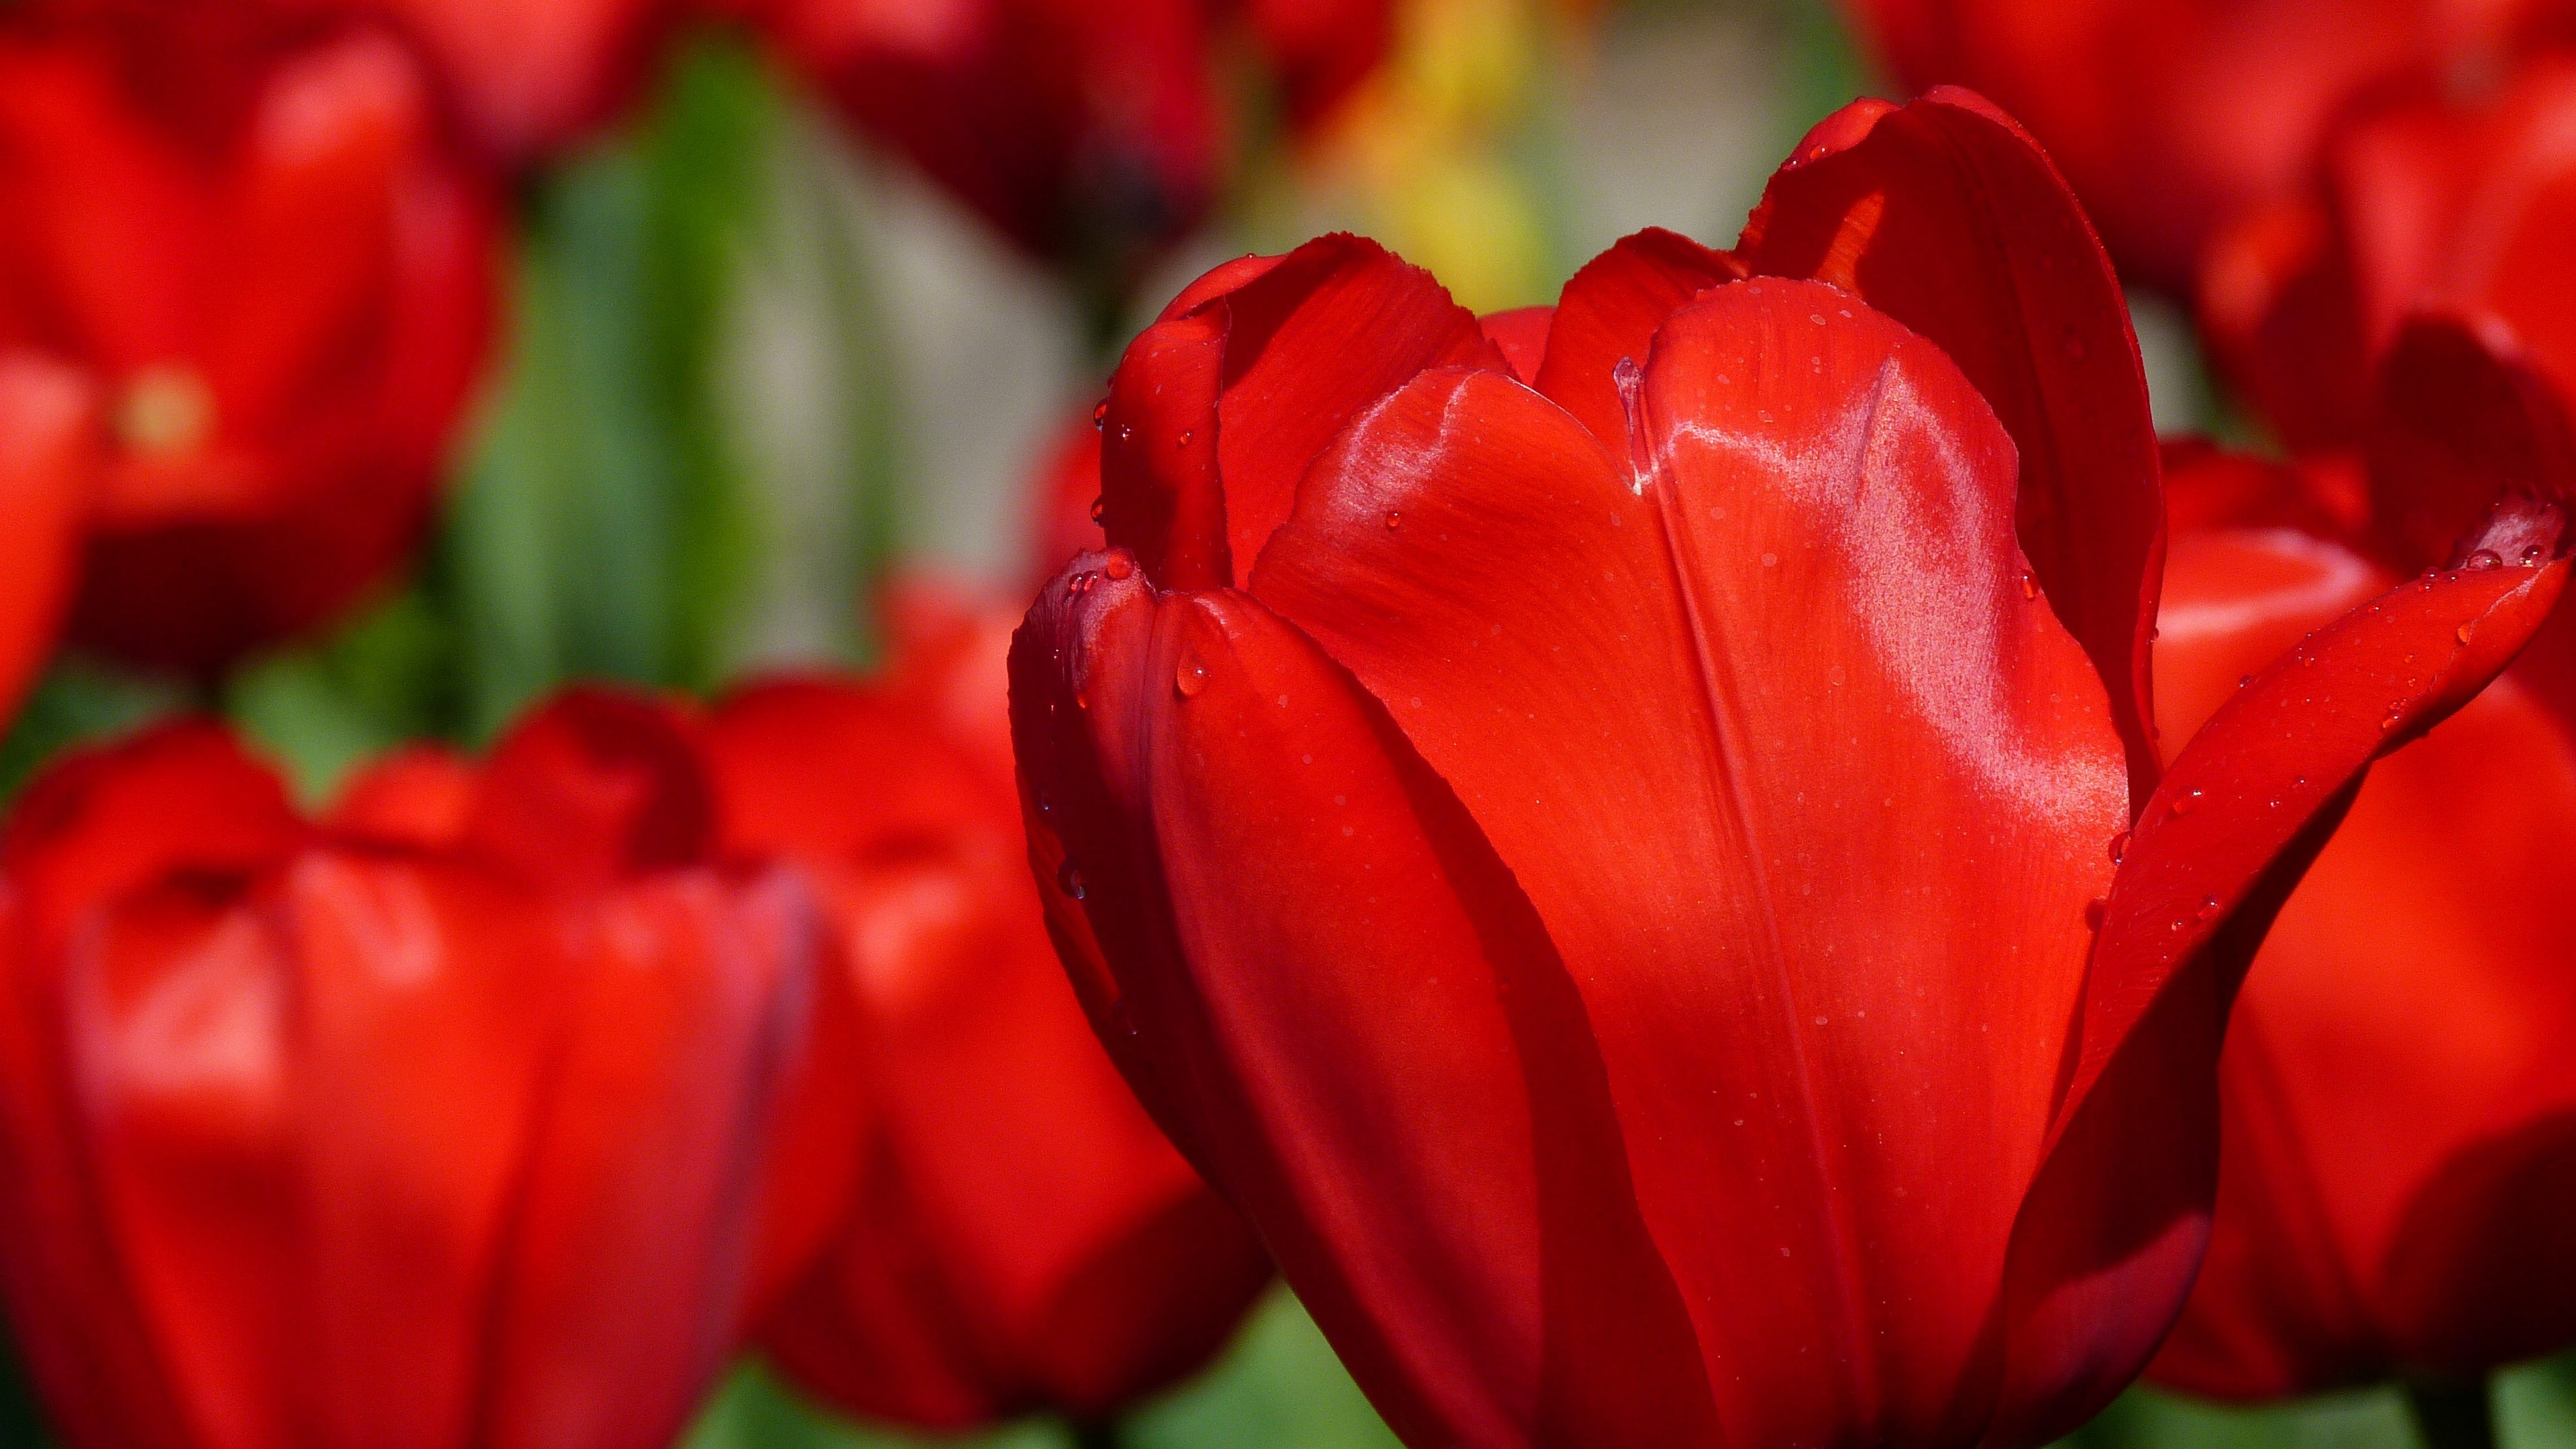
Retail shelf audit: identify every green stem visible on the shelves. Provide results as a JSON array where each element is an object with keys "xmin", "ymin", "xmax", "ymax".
[
  {"xmin": 2404, "ymin": 1378, "xmax": 2498, "ymax": 1449},
  {"xmin": 1069, "ymin": 1419, "xmax": 1122, "ymax": 1449}
]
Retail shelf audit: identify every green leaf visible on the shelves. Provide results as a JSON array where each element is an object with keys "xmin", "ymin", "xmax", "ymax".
[
  {"xmin": 0, "ymin": 657, "xmax": 189, "ymax": 803},
  {"xmin": 1124, "ymin": 1287, "xmax": 1403, "ymax": 1449},
  {"xmin": 682, "ymin": 1362, "xmax": 1066, "ymax": 1449}
]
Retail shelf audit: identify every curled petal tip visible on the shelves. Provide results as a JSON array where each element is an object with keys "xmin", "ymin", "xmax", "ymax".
[{"xmin": 2447, "ymin": 489, "xmax": 2569, "ymax": 571}]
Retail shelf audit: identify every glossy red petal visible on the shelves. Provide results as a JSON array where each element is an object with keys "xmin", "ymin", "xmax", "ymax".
[
  {"xmin": 1010, "ymin": 563, "xmax": 1716, "ymax": 1449},
  {"xmin": 1097, "ymin": 234, "xmax": 1498, "ymax": 588},
  {"xmin": 1998, "ymin": 511, "xmax": 2574, "ymax": 1432},
  {"xmin": 1528, "ymin": 226, "xmax": 1737, "ymax": 449},
  {"xmin": 2143, "ymin": 523, "xmax": 2576, "ymax": 1396},
  {"xmin": 1252, "ymin": 278, "xmax": 2125, "ymax": 1442},
  {"xmin": 1475, "ymin": 303, "xmax": 1554, "ymax": 383},
  {"xmin": 0, "ymin": 354, "xmax": 96, "ymax": 723},
  {"xmin": 1737, "ymin": 89, "xmax": 2166, "ymax": 809}
]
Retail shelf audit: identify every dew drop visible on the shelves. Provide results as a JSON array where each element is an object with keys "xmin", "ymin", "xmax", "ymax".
[
  {"xmin": 2107, "ymin": 830, "xmax": 2131, "ymax": 865},
  {"xmin": 1384, "ymin": 509, "xmax": 1401, "ymax": 530},
  {"xmin": 1103, "ymin": 554, "xmax": 1133, "ymax": 580},
  {"xmin": 2457, "ymin": 623, "xmax": 2475, "ymax": 645},
  {"xmin": 1057, "ymin": 860, "xmax": 1087, "ymax": 900},
  {"xmin": 1074, "ymin": 690, "xmax": 1089, "ymax": 711},
  {"xmin": 1175, "ymin": 655, "xmax": 1211, "ymax": 698},
  {"xmin": 1091, "ymin": 398, "xmax": 1109, "ymax": 428},
  {"xmin": 1089, "ymin": 494, "xmax": 1106, "ymax": 523},
  {"xmin": 1034, "ymin": 791, "xmax": 1053, "ymax": 816},
  {"xmin": 2465, "ymin": 548, "xmax": 2504, "ymax": 571},
  {"xmin": 2194, "ymin": 894, "xmax": 2220, "ymax": 922},
  {"xmin": 2238, "ymin": 674, "xmax": 2253, "ymax": 689},
  {"xmin": 1177, "ymin": 429, "xmax": 1195, "ymax": 446},
  {"xmin": 2017, "ymin": 568, "xmax": 2037, "ymax": 602},
  {"xmin": 2524, "ymin": 542, "xmax": 2546, "ymax": 563},
  {"xmin": 2171, "ymin": 788, "xmax": 2202, "ymax": 816}
]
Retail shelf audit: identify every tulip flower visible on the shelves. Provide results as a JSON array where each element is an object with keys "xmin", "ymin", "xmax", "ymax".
[
  {"xmin": 1837, "ymin": 0, "xmax": 2576, "ymax": 295},
  {"xmin": 2198, "ymin": 59, "xmax": 2576, "ymax": 451},
  {"xmin": 0, "ymin": 688, "xmax": 860, "ymax": 1449},
  {"xmin": 730, "ymin": 0, "xmax": 1224, "ymax": 294},
  {"xmin": 1007, "ymin": 89, "xmax": 2574, "ymax": 1448},
  {"xmin": 2138, "ymin": 389, "xmax": 2576, "ymax": 1397},
  {"xmin": 260, "ymin": 0, "xmax": 676, "ymax": 168},
  {"xmin": 708, "ymin": 585, "xmax": 1271, "ymax": 1430},
  {"xmin": 0, "ymin": 1, "xmax": 498, "ymax": 676}
]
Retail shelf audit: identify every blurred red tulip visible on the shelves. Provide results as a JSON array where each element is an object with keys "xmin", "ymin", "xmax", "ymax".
[
  {"xmin": 0, "ymin": 1, "xmax": 499, "ymax": 676},
  {"xmin": 2138, "ymin": 443, "xmax": 2576, "ymax": 1398},
  {"xmin": 2199, "ymin": 60, "xmax": 2576, "ymax": 451},
  {"xmin": 1028, "ymin": 409, "xmax": 1110, "ymax": 594},
  {"xmin": 1839, "ymin": 0, "xmax": 2576, "ymax": 295},
  {"xmin": 1007, "ymin": 89, "xmax": 2573, "ymax": 1448},
  {"xmin": 0, "ymin": 690, "xmax": 860, "ymax": 1449},
  {"xmin": 733, "ymin": 0, "xmax": 1224, "ymax": 284},
  {"xmin": 727, "ymin": 0, "xmax": 1395, "ymax": 288},
  {"xmin": 708, "ymin": 585, "xmax": 1269, "ymax": 1431},
  {"xmin": 0, "ymin": 356, "xmax": 97, "ymax": 723},
  {"xmin": 260, "ymin": 0, "xmax": 676, "ymax": 168}
]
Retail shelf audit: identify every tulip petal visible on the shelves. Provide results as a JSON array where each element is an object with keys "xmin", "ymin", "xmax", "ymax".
[
  {"xmin": 1529, "ymin": 227, "xmax": 1738, "ymax": 449},
  {"xmin": 2146, "ymin": 523, "xmax": 2576, "ymax": 1397},
  {"xmin": 1478, "ymin": 305, "xmax": 1555, "ymax": 383},
  {"xmin": 1737, "ymin": 88, "xmax": 2166, "ymax": 809},
  {"xmin": 483, "ymin": 867, "xmax": 830, "ymax": 1449},
  {"xmin": 0, "ymin": 355, "xmax": 97, "ymax": 724},
  {"xmin": 1009, "ymin": 564, "xmax": 1718, "ymax": 1449},
  {"xmin": 290, "ymin": 853, "xmax": 559, "ymax": 1449},
  {"xmin": 1998, "ymin": 511, "xmax": 2574, "ymax": 1435},
  {"xmin": 1098, "ymin": 235, "xmax": 1497, "ymax": 588},
  {"xmin": 1252, "ymin": 278, "xmax": 2126, "ymax": 1443}
]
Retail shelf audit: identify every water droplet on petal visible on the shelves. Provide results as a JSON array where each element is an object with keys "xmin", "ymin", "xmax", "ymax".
[
  {"xmin": 2017, "ymin": 568, "xmax": 2037, "ymax": 601},
  {"xmin": 1177, "ymin": 429, "xmax": 1194, "ymax": 447},
  {"xmin": 1091, "ymin": 398, "xmax": 1109, "ymax": 428},
  {"xmin": 2171, "ymin": 788, "xmax": 2201, "ymax": 816},
  {"xmin": 1104, "ymin": 555, "xmax": 1132, "ymax": 580},
  {"xmin": 1057, "ymin": 860, "xmax": 1087, "ymax": 900},
  {"xmin": 2465, "ymin": 548, "xmax": 2504, "ymax": 571},
  {"xmin": 2457, "ymin": 623, "xmax": 2475, "ymax": 645},
  {"xmin": 2195, "ymin": 894, "xmax": 2220, "ymax": 922},
  {"xmin": 1089, "ymin": 494, "xmax": 1106, "ymax": 523},
  {"xmin": 1384, "ymin": 509, "xmax": 1401, "ymax": 530},
  {"xmin": 1175, "ymin": 654, "xmax": 1210, "ymax": 698},
  {"xmin": 2107, "ymin": 830, "xmax": 2131, "ymax": 864},
  {"xmin": 2237, "ymin": 674, "xmax": 2253, "ymax": 689}
]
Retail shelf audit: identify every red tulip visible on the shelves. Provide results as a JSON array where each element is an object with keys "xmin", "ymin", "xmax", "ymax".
[
  {"xmin": 731, "ymin": 0, "xmax": 1222, "ymax": 283},
  {"xmin": 0, "ymin": 689, "xmax": 859, "ymax": 1449},
  {"xmin": 1839, "ymin": 0, "xmax": 2576, "ymax": 295},
  {"xmin": 708, "ymin": 585, "xmax": 1270, "ymax": 1430},
  {"xmin": 259, "ymin": 0, "xmax": 676, "ymax": 168},
  {"xmin": 2136, "ymin": 393, "xmax": 2576, "ymax": 1394},
  {"xmin": 727, "ymin": 0, "xmax": 1397, "ymax": 287},
  {"xmin": 1007, "ymin": 89, "xmax": 2573, "ymax": 1448},
  {"xmin": 0, "ymin": 0, "xmax": 499, "ymax": 676},
  {"xmin": 2198, "ymin": 58, "xmax": 2576, "ymax": 452}
]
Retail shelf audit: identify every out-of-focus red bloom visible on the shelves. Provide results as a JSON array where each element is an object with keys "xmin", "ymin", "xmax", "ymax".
[
  {"xmin": 1839, "ymin": 0, "xmax": 2576, "ymax": 295},
  {"xmin": 726, "ymin": 0, "xmax": 1395, "ymax": 286},
  {"xmin": 1028, "ymin": 409, "xmax": 1110, "ymax": 594},
  {"xmin": 0, "ymin": 1, "xmax": 498, "ymax": 676},
  {"xmin": 0, "ymin": 690, "xmax": 861, "ymax": 1449},
  {"xmin": 2198, "ymin": 60, "xmax": 2576, "ymax": 451},
  {"xmin": 258, "ymin": 0, "xmax": 676, "ymax": 168},
  {"xmin": 732, "ymin": 0, "xmax": 1224, "ymax": 282},
  {"xmin": 1006, "ymin": 89, "xmax": 2573, "ymax": 1448},
  {"xmin": 0, "ymin": 356, "xmax": 97, "ymax": 722},
  {"xmin": 2137, "ymin": 419, "xmax": 2576, "ymax": 1393},
  {"xmin": 710, "ymin": 584, "xmax": 1269, "ymax": 1431}
]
